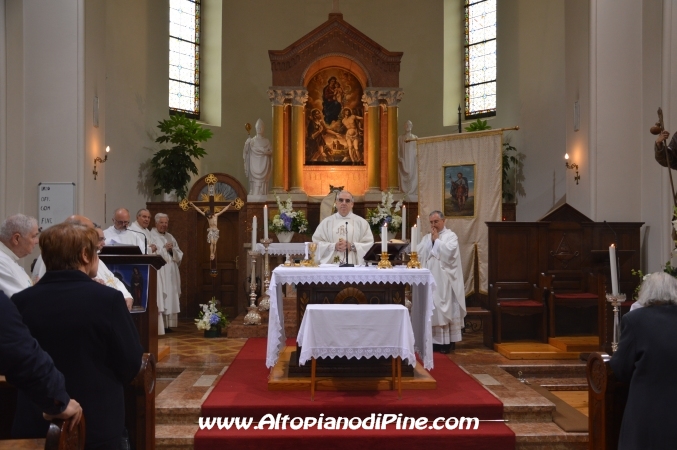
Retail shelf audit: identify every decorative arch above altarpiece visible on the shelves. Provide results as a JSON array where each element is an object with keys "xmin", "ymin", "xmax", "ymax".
[{"xmin": 267, "ymin": 12, "xmax": 404, "ymax": 197}]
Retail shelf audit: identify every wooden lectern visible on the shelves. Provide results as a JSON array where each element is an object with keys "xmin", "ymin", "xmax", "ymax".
[{"xmin": 99, "ymin": 252, "xmax": 164, "ymax": 450}]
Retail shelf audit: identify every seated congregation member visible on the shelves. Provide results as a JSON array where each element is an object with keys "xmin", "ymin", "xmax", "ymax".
[
  {"xmin": 312, "ymin": 190, "xmax": 373, "ymax": 264},
  {"xmin": 151, "ymin": 213, "xmax": 183, "ymax": 333},
  {"xmin": 416, "ymin": 210, "xmax": 466, "ymax": 353},
  {"xmin": 104, "ymin": 207, "xmax": 145, "ymax": 253},
  {"xmin": 129, "ymin": 208, "xmax": 157, "ymax": 253},
  {"xmin": 1, "ymin": 291, "xmax": 83, "ymax": 430},
  {"xmin": 32, "ymin": 216, "xmax": 134, "ymax": 311},
  {"xmin": 12, "ymin": 223, "xmax": 143, "ymax": 449},
  {"xmin": 0, "ymin": 214, "xmax": 38, "ymax": 297},
  {"xmin": 609, "ymin": 271, "xmax": 677, "ymax": 450}
]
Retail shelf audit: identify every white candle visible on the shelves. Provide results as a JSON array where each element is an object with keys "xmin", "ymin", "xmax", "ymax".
[
  {"xmin": 263, "ymin": 205, "xmax": 269, "ymax": 240},
  {"xmin": 402, "ymin": 205, "xmax": 407, "ymax": 241},
  {"xmin": 381, "ymin": 225, "xmax": 387, "ymax": 253},
  {"xmin": 609, "ymin": 244, "xmax": 619, "ymax": 295},
  {"xmin": 304, "ymin": 242, "xmax": 309, "ymax": 260},
  {"xmin": 252, "ymin": 216, "xmax": 257, "ymax": 248},
  {"xmin": 417, "ymin": 215, "xmax": 421, "ymax": 232},
  {"xmin": 411, "ymin": 225, "xmax": 417, "ymax": 251}
]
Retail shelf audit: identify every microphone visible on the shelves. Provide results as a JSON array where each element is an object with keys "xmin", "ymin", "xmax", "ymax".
[
  {"xmin": 339, "ymin": 221, "xmax": 354, "ymax": 267},
  {"xmin": 126, "ymin": 227, "xmax": 148, "ymax": 255}
]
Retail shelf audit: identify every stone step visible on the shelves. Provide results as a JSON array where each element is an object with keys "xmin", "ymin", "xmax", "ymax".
[
  {"xmin": 156, "ymin": 424, "xmax": 197, "ymax": 450},
  {"xmin": 510, "ymin": 422, "xmax": 587, "ymax": 450}
]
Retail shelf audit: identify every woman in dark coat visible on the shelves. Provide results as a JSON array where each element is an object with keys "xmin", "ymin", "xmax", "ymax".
[
  {"xmin": 12, "ymin": 223, "xmax": 143, "ymax": 449},
  {"xmin": 609, "ymin": 271, "xmax": 677, "ymax": 450}
]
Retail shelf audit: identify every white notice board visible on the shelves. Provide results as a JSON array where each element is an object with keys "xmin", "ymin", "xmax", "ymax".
[{"xmin": 38, "ymin": 182, "xmax": 76, "ymax": 230}]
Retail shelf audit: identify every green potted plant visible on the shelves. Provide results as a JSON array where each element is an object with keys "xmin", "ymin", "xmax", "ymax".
[{"xmin": 151, "ymin": 113, "xmax": 213, "ymax": 200}]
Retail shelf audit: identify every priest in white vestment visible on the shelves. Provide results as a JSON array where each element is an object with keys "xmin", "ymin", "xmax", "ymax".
[
  {"xmin": 417, "ymin": 210, "xmax": 466, "ymax": 353},
  {"xmin": 104, "ymin": 208, "xmax": 145, "ymax": 253},
  {"xmin": 0, "ymin": 214, "xmax": 38, "ymax": 297},
  {"xmin": 312, "ymin": 191, "xmax": 374, "ymax": 265},
  {"xmin": 128, "ymin": 209, "xmax": 157, "ymax": 254},
  {"xmin": 151, "ymin": 213, "xmax": 183, "ymax": 334},
  {"xmin": 32, "ymin": 219, "xmax": 134, "ymax": 311}
]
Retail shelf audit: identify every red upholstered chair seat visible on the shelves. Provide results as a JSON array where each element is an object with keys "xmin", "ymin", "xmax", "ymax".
[
  {"xmin": 554, "ymin": 293, "xmax": 598, "ymax": 300},
  {"xmin": 500, "ymin": 300, "xmax": 543, "ymax": 308}
]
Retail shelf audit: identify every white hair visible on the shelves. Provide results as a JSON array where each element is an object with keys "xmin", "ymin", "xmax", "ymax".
[
  {"xmin": 429, "ymin": 210, "xmax": 444, "ymax": 220},
  {"xmin": 0, "ymin": 214, "xmax": 37, "ymax": 241},
  {"xmin": 337, "ymin": 190, "xmax": 354, "ymax": 201},
  {"xmin": 155, "ymin": 213, "xmax": 169, "ymax": 222},
  {"xmin": 637, "ymin": 271, "xmax": 677, "ymax": 306}
]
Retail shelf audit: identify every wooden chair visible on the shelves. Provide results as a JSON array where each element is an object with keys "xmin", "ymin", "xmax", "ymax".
[
  {"xmin": 489, "ymin": 282, "xmax": 548, "ymax": 344},
  {"xmin": 587, "ymin": 352, "xmax": 628, "ymax": 450},
  {"xmin": 125, "ymin": 353, "xmax": 156, "ymax": 450},
  {"xmin": 548, "ymin": 272, "xmax": 601, "ymax": 337}
]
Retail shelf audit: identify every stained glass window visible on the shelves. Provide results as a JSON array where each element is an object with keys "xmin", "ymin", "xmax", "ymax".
[
  {"xmin": 169, "ymin": 0, "xmax": 200, "ymax": 118},
  {"xmin": 465, "ymin": 0, "xmax": 496, "ymax": 118}
]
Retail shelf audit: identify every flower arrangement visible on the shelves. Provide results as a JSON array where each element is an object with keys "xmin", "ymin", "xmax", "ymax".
[
  {"xmin": 195, "ymin": 297, "xmax": 228, "ymax": 331},
  {"xmin": 366, "ymin": 191, "xmax": 403, "ymax": 234},
  {"xmin": 269, "ymin": 196, "xmax": 309, "ymax": 234},
  {"xmin": 631, "ymin": 262, "xmax": 677, "ymax": 299}
]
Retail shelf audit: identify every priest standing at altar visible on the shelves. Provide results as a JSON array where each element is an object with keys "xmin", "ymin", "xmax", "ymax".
[
  {"xmin": 312, "ymin": 191, "xmax": 373, "ymax": 265},
  {"xmin": 417, "ymin": 210, "xmax": 466, "ymax": 353}
]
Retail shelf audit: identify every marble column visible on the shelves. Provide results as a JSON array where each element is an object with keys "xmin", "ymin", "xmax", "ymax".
[
  {"xmin": 267, "ymin": 88, "xmax": 289, "ymax": 193},
  {"xmin": 383, "ymin": 90, "xmax": 404, "ymax": 191},
  {"xmin": 289, "ymin": 88, "xmax": 308, "ymax": 194},
  {"xmin": 363, "ymin": 90, "xmax": 381, "ymax": 194}
]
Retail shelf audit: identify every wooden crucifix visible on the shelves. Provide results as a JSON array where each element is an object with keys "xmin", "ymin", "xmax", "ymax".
[{"xmin": 180, "ymin": 174, "xmax": 244, "ymax": 277}]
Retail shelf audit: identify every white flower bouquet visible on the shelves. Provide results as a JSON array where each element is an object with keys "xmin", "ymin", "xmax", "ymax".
[
  {"xmin": 269, "ymin": 196, "xmax": 309, "ymax": 234},
  {"xmin": 366, "ymin": 190, "xmax": 403, "ymax": 234},
  {"xmin": 195, "ymin": 297, "xmax": 228, "ymax": 331}
]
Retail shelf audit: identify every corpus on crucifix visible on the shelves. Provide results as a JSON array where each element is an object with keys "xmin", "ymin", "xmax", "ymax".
[{"xmin": 188, "ymin": 200, "xmax": 234, "ymax": 260}]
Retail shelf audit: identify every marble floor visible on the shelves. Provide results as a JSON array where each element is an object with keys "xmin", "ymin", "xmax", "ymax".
[{"xmin": 155, "ymin": 319, "xmax": 588, "ymax": 450}]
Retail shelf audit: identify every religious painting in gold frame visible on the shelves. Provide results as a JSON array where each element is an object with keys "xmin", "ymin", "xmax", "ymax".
[
  {"xmin": 443, "ymin": 164, "xmax": 476, "ymax": 218},
  {"xmin": 305, "ymin": 68, "xmax": 365, "ymax": 166}
]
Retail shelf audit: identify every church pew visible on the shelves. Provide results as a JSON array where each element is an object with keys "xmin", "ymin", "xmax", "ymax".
[
  {"xmin": 0, "ymin": 416, "xmax": 85, "ymax": 450},
  {"xmin": 0, "ymin": 353, "xmax": 154, "ymax": 450},
  {"xmin": 586, "ymin": 352, "xmax": 628, "ymax": 450}
]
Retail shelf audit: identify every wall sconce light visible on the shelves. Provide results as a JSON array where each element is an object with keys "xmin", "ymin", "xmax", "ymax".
[
  {"xmin": 93, "ymin": 146, "xmax": 110, "ymax": 180},
  {"xmin": 564, "ymin": 153, "xmax": 580, "ymax": 185}
]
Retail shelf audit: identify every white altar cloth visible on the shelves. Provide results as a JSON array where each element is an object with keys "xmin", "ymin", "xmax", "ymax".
[
  {"xmin": 265, "ymin": 265, "xmax": 436, "ymax": 370},
  {"xmin": 255, "ymin": 243, "xmax": 306, "ymax": 256},
  {"xmin": 297, "ymin": 304, "xmax": 417, "ymax": 368}
]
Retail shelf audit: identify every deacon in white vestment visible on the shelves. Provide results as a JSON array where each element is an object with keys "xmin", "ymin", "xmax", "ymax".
[
  {"xmin": 104, "ymin": 208, "xmax": 145, "ymax": 253},
  {"xmin": 32, "ymin": 219, "xmax": 134, "ymax": 310},
  {"xmin": 0, "ymin": 214, "xmax": 38, "ymax": 297},
  {"xmin": 417, "ymin": 210, "xmax": 466, "ymax": 353},
  {"xmin": 151, "ymin": 213, "xmax": 183, "ymax": 333},
  {"xmin": 128, "ymin": 209, "xmax": 157, "ymax": 254},
  {"xmin": 312, "ymin": 191, "xmax": 374, "ymax": 265}
]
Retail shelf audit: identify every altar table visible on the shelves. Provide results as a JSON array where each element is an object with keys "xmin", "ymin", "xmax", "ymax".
[
  {"xmin": 265, "ymin": 265, "xmax": 436, "ymax": 370},
  {"xmin": 255, "ymin": 243, "xmax": 306, "ymax": 257}
]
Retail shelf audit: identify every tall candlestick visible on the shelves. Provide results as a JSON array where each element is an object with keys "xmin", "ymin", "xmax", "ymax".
[
  {"xmin": 401, "ymin": 205, "xmax": 407, "ymax": 241},
  {"xmin": 252, "ymin": 216, "xmax": 257, "ymax": 248},
  {"xmin": 381, "ymin": 225, "xmax": 387, "ymax": 253},
  {"xmin": 609, "ymin": 244, "xmax": 619, "ymax": 295},
  {"xmin": 263, "ymin": 205, "xmax": 268, "ymax": 240}
]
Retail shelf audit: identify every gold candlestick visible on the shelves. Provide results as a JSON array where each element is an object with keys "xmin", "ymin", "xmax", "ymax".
[
  {"xmin": 407, "ymin": 251, "xmax": 422, "ymax": 269},
  {"xmin": 244, "ymin": 250, "xmax": 262, "ymax": 325},
  {"xmin": 302, "ymin": 242, "xmax": 319, "ymax": 267},
  {"xmin": 377, "ymin": 252, "xmax": 392, "ymax": 269}
]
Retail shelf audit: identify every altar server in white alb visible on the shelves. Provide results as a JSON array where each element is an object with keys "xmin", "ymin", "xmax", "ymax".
[
  {"xmin": 104, "ymin": 208, "xmax": 145, "ymax": 253},
  {"xmin": 129, "ymin": 209, "xmax": 157, "ymax": 254},
  {"xmin": 0, "ymin": 214, "xmax": 38, "ymax": 297},
  {"xmin": 312, "ymin": 190, "xmax": 374, "ymax": 265},
  {"xmin": 151, "ymin": 213, "xmax": 183, "ymax": 334},
  {"xmin": 417, "ymin": 210, "xmax": 466, "ymax": 353}
]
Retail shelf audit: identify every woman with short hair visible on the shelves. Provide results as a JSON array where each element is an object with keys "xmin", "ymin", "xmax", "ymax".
[
  {"xmin": 12, "ymin": 222, "xmax": 143, "ymax": 449},
  {"xmin": 609, "ymin": 271, "xmax": 677, "ymax": 449}
]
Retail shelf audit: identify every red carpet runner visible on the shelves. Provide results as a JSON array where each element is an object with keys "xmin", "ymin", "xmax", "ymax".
[{"xmin": 195, "ymin": 338, "xmax": 515, "ymax": 450}]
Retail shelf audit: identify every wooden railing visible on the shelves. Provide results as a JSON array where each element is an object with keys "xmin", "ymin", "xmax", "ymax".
[{"xmin": 586, "ymin": 352, "xmax": 629, "ymax": 450}]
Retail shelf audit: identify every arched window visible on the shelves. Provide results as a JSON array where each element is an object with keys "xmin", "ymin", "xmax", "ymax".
[
  {"xmin": 465, "ymin": 0, "xmax": 496, "ymax": 118},
  {"xmin": 169, "ymin": 0, "xmax": 200, "ymax": 119}
]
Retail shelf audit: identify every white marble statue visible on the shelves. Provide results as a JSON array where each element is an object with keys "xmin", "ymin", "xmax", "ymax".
[
  {"xmin": 243, "ymin": 119, "xmax": 273, "ymax": 196},
  {"xmin": 398, "ymin": 120, "xmax": 418, "ymax": 198}
]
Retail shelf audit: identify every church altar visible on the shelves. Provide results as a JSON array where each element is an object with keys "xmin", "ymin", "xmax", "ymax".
[
  {"xmin": 255, "ymin": 242, "xmax": 306, "ymax": 257},
  {"xmin": 265, "ymin": 265, "xmax": 436, "ymax": 370}
]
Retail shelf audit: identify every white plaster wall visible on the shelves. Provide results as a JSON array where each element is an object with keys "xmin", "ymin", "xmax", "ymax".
[
  {"xmin": 495, "ymin": 0, "xmax": 567, "ymax": 220},
  {"xmin": 564, "ymin": 0, "xmax": 591, "ymax": 216}
]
